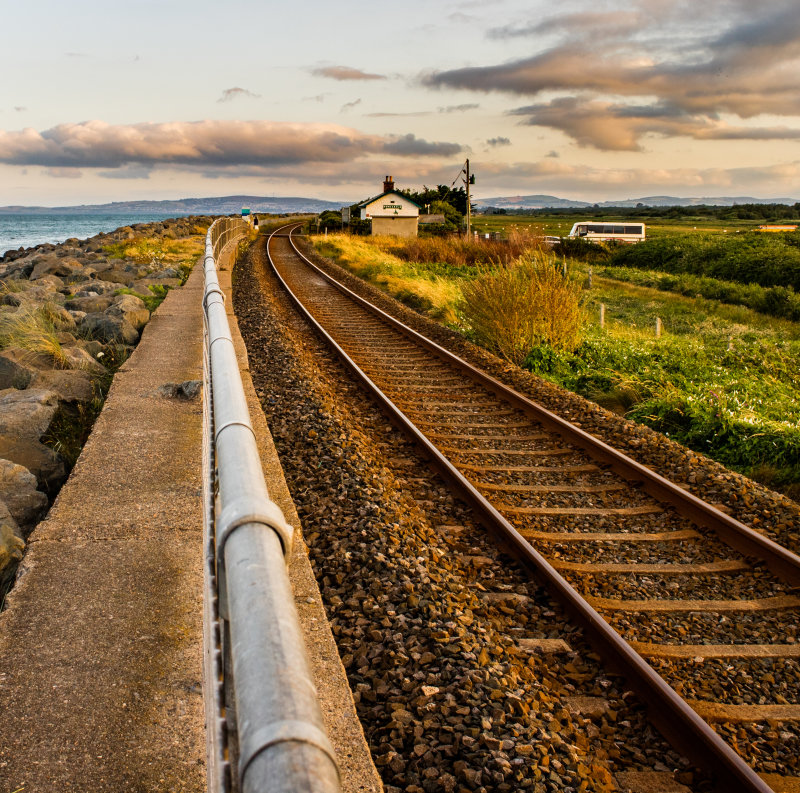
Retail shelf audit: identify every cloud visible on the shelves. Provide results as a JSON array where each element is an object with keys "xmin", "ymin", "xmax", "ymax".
[
  {"xmin": 382, "ymin": 133, "xmax": 461, "ymax": 157},
  {"xmin": 425, "ymin": 0, "xmax": 800, "ymax": 150},
  {"xmin": 218, "ymin": 87, "xmax": 261, "ymax": 103},
  {"xmin": 438, "ymin": 104, "xmax": 479, "ymax": 114},
  {"xmin": 14, "ymin": 107, "xmax": 26, "ymax": 113},
  {"xmin": 448, "ymin": 12, "xmax": 476, "ymax": 23},
  {"xmin": 340, "ymin": 99, "xmax": 362, "ymax": 113},
  {"xmin": 508, "ymin": 98, "xmax": 800, "ymax": 151},
  {"xmin": 98, "ymin": 164, "xmax": 154, "ymax": 180},
  {"xmin": 312, "ymin": 65, "xmax": 386, "ymax": 81},
  {"xmin": 486, "ymin": 136, "xmax": 511, "ymax": 147},
  {"xmin": 366, "ymin": 111, "xmax": 432, "ymax": 118},
  {"xmin": 468, "ymin": 157, "xmax": 800, "ymax": 195},
  {"xmin": 0, "ymin": 120, "xmax": 460, "ymax": 170},
  {"xmin": 44, "ymin": 167, "xmax": 82, "ymax": 179}
]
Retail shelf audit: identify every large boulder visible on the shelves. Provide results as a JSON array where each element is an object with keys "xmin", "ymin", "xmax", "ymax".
[
  {"xmin": 78, "ymin": 312, "xmax": 139, "ymax": 345},
  {"xmin": 60, "ymin": 345, "xmax": 107, "ymax": 375},
  {"xmin": 0, "ymin": 388, "xmax": 65, "ymax": 490},
  {"xmin": 0, "ymin": 347, "xmax": 48, "ymax": 390},
  {"xmin": 107, "ymin": 294, "xmax": 150, "ymax": 331},
  {"xmin": 29, "ymin": 255, "xmax": 84, "ymax": 281},
  {"xmin": 102, "ymin": 269, "xmax": 135, "ymax": 287},
  {"xmin": 0, "ymin": 504, "xmax": 25, "ymax": 589},
  {"xmin": 32, "ymin": 369, "xmax": 95, "ymax": 403},
  {"xmin": 72, "ymin": 278, "xmax": 126, "ymax": 295},
  {"xmin": 0, "ymin": 258, "xmax": 35, "ymax": 280},
  {"xmin": 64, "ymin": 295, "xmax": 114, "ymax": 313},
  {"xmin": 0, "ymin": 387, "xmax": 59, "ymax": 437},
  {"xmin": 0, "ymin": 459, "xmax": 47, "ymax": 531}
]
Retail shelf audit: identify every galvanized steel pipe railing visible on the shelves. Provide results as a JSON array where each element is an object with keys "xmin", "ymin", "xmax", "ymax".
[{"xmin": 201, "ymin": 217, "xmax": 341, "ymax": 793}]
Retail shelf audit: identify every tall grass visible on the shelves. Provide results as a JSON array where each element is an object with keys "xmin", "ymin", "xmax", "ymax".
[
  {"xmin": 314, "ymin": 235, "xmax": 467, "ymax": 323},
  {"xmin": 384, "ymin": 229, "xmax": 541, "ymax": 268},
  {"xmin": 0, "ymin": 303, "xmax": 70, "ymax": 367},
  {"xmin": 102, "ymin": 235, "xmax": 204, "ymax": 268},
  {"xmin": 460, "ymin": 252, "xmax": 585, "ymax": 365}
]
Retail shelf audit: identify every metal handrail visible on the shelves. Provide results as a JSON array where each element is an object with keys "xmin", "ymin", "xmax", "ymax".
[{"xmin": 201, "ymin": 217, "xmax": 341, "ymax": 793}]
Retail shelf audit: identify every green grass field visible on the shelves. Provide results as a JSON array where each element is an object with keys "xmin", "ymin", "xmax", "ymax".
[
  {"xmin": 471, "ymin": 213, "xmax": 767, "ymax": 238},
  {"xmin": 312, "ymin": 232, "xmax": 800, "ymax": 499}
]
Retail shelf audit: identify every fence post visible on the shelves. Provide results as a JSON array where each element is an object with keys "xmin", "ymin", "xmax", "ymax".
[
  {"xmin": 599, "ymin": 303, "xmax": 605, "ymax": 329},
  {"xmin": 655, "ymin": 317, "xmax": 662, "ymax": 338}
]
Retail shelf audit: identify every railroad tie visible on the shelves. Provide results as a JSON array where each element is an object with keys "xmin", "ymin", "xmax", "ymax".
[
  {"xmin": 476, "ymin": 482, "xmax": 625, "ymax": 494},
  {"xmin": 521, "ymin": 529, "xmax": 701, "ymax": 542},
  {"xmin": 630, "ymin": 641, "xmax": 800, "ymax": 659},
  {"xmin": 497, "ymin": 504, "xmax": 663, "ymax": 516},
  {"xmin": 687, "ymin": 701, "xmax": 800, "ymax": 723},
  {"xmin": 588, "ymin": 594, "xmax": 800, "ymax": 612},
  {"xmin": 552, "ymin": 560, "xmax": 749, "ymax": 575}
]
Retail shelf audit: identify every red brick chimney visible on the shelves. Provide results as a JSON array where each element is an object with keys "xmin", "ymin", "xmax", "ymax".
[{"xmin": 383, "ymin": 175, "xmax": 394, "ymax": 193}]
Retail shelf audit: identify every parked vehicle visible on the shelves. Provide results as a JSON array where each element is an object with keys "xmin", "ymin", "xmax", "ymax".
[{"xmin": 568, "ymin": 222, "xmax": 646, "ymax": 243}]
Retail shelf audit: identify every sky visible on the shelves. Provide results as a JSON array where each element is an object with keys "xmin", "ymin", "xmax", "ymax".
[{"xmin": 1, "ymin": 0, "xmax": 799, "ymax": 206}]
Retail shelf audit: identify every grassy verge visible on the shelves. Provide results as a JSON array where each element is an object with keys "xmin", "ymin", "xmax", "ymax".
[
  {"xmin": 314, "ymin": 234, "xmax": 473, "ymax": 323},
  {"xmin": 312, "ymin": 233, "xmax": 800, "ymax": 499},
  {"xmin": 103, "ymin": 234, "xmax": 205, "ymax": 283},
  {"xmin": 534, "ymin": 268, "xmax": 800, "ymax": 497}
]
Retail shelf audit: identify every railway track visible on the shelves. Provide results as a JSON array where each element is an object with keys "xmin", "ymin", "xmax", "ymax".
[{"xmin": 262, "ymin": 225, "xmax": 800, "ymax": 793}]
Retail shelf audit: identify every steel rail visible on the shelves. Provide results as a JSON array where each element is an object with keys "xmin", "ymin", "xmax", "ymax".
[
  {"xmin": 264, "ymin": 223, "xmax": 776, "ymax": 793},
  {"xmin": 202, "ymin": 218, "xmax": 341, "ymax": 793},
  {"xmin": 286, "ymin": 226, "xmax": 800, "ymax": 588}
]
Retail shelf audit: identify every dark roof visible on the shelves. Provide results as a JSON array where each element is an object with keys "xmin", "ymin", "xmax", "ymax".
[
  {"xmin": 356, "ymin": 190, "xmax": 422, "ymax": 209},
  {"xmin": 418, "ymin": 214, "xmax": 447, "ymax": 224}
]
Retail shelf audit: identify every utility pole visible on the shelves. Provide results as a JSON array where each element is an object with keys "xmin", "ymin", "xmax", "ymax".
[
  {"xmin": 465, "ymin": 159, "xmax": 471, "ymax": 238},
  {"xmin": 461, "ymin": 158, "xmax": 475, "ymax": 238}
]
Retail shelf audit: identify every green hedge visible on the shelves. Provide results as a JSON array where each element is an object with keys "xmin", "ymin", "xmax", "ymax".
[
  {"xmin": 608, "ymin": 233, "xmax": 800, "ymax": 290},
  {"xmin": 600, "ymin": 267, "xmax": 800, "ymax": 322}
]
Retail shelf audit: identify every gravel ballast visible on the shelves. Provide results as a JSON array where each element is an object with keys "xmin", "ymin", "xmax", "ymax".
[{"xmin": 233, "ymin": 238, "xmax": 707, "ymax": 792}]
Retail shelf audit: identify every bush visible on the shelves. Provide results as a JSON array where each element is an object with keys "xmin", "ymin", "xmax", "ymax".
[{"xmin": 460, "ymin": 252, "xmax": 585, "ymax": 364}]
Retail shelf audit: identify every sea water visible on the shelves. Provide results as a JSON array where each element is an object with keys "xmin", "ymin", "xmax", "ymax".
[{"xmin": 0, "ymin": 213, "xmax": 196, "ymax": 256}]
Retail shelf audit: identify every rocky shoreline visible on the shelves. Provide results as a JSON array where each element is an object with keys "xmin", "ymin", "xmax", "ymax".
[{"xmin": 0, "ymin": 216, "xmax": 210, "ymax": 589}]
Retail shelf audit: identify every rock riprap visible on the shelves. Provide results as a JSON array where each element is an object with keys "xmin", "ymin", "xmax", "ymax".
[{"xmin": 0, "ymin": 216, "xmax": 210, "ymax": 585}]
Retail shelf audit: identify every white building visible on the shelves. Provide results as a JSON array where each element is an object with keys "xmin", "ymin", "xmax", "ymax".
[{"xmin": 358, "ymin": 176, "xmax": 420, "ymax": 237}]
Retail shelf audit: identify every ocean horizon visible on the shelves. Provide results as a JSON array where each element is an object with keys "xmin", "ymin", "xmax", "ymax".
[{"xmin": 0, "ymin": 212, "xmax": 200, "ymax": 257}]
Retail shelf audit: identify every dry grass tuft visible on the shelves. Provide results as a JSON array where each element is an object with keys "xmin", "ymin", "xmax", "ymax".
[
  {"xmin": 0, "ymin": 302, "xmax": 70, "ymax": 367},
  {"xmin": 460, "ymin": 251, "xmax": 585, "ymax": 365}
]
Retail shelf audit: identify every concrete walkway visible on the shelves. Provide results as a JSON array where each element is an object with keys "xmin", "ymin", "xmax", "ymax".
[{"xmin": 0, "ymin": 245, "xmax": 380, "ymax": 792}]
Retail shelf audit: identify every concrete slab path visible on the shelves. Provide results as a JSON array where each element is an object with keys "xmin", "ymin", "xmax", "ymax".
[{"xmin": 0, "ymin": 242, "xmax": 380, "ymax": 793}]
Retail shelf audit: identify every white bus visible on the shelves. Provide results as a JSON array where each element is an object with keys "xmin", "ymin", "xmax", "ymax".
[{"xmin": 568, "ymin": 221, "xmax": 646, "ymax": 243}]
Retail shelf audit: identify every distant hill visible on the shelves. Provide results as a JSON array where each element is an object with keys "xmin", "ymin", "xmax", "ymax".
[
  {"xmin": 0, "ymin": 195, "xmax": 348, "ymax": 215},
  {"xmin": 474, "ymin": 194, "xmax": 800, "ymax": 209},
  {"xmin": 474, "ymin": 195, "xmax": 591, "ymax": 209}
]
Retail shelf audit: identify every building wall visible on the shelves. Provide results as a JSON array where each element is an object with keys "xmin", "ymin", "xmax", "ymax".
[
  {"xmin": 371, "ymin": 217, "xmax": 418, "ymax": 237},
  {"xmin": 362, "ymin": 192, "xmax": 419, "ymax": 219}
]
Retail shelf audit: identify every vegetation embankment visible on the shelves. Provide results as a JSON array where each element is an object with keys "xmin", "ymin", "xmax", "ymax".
[{"xmin": 312, "ymin": 231, "xmax": 800, "ymax": 499}]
